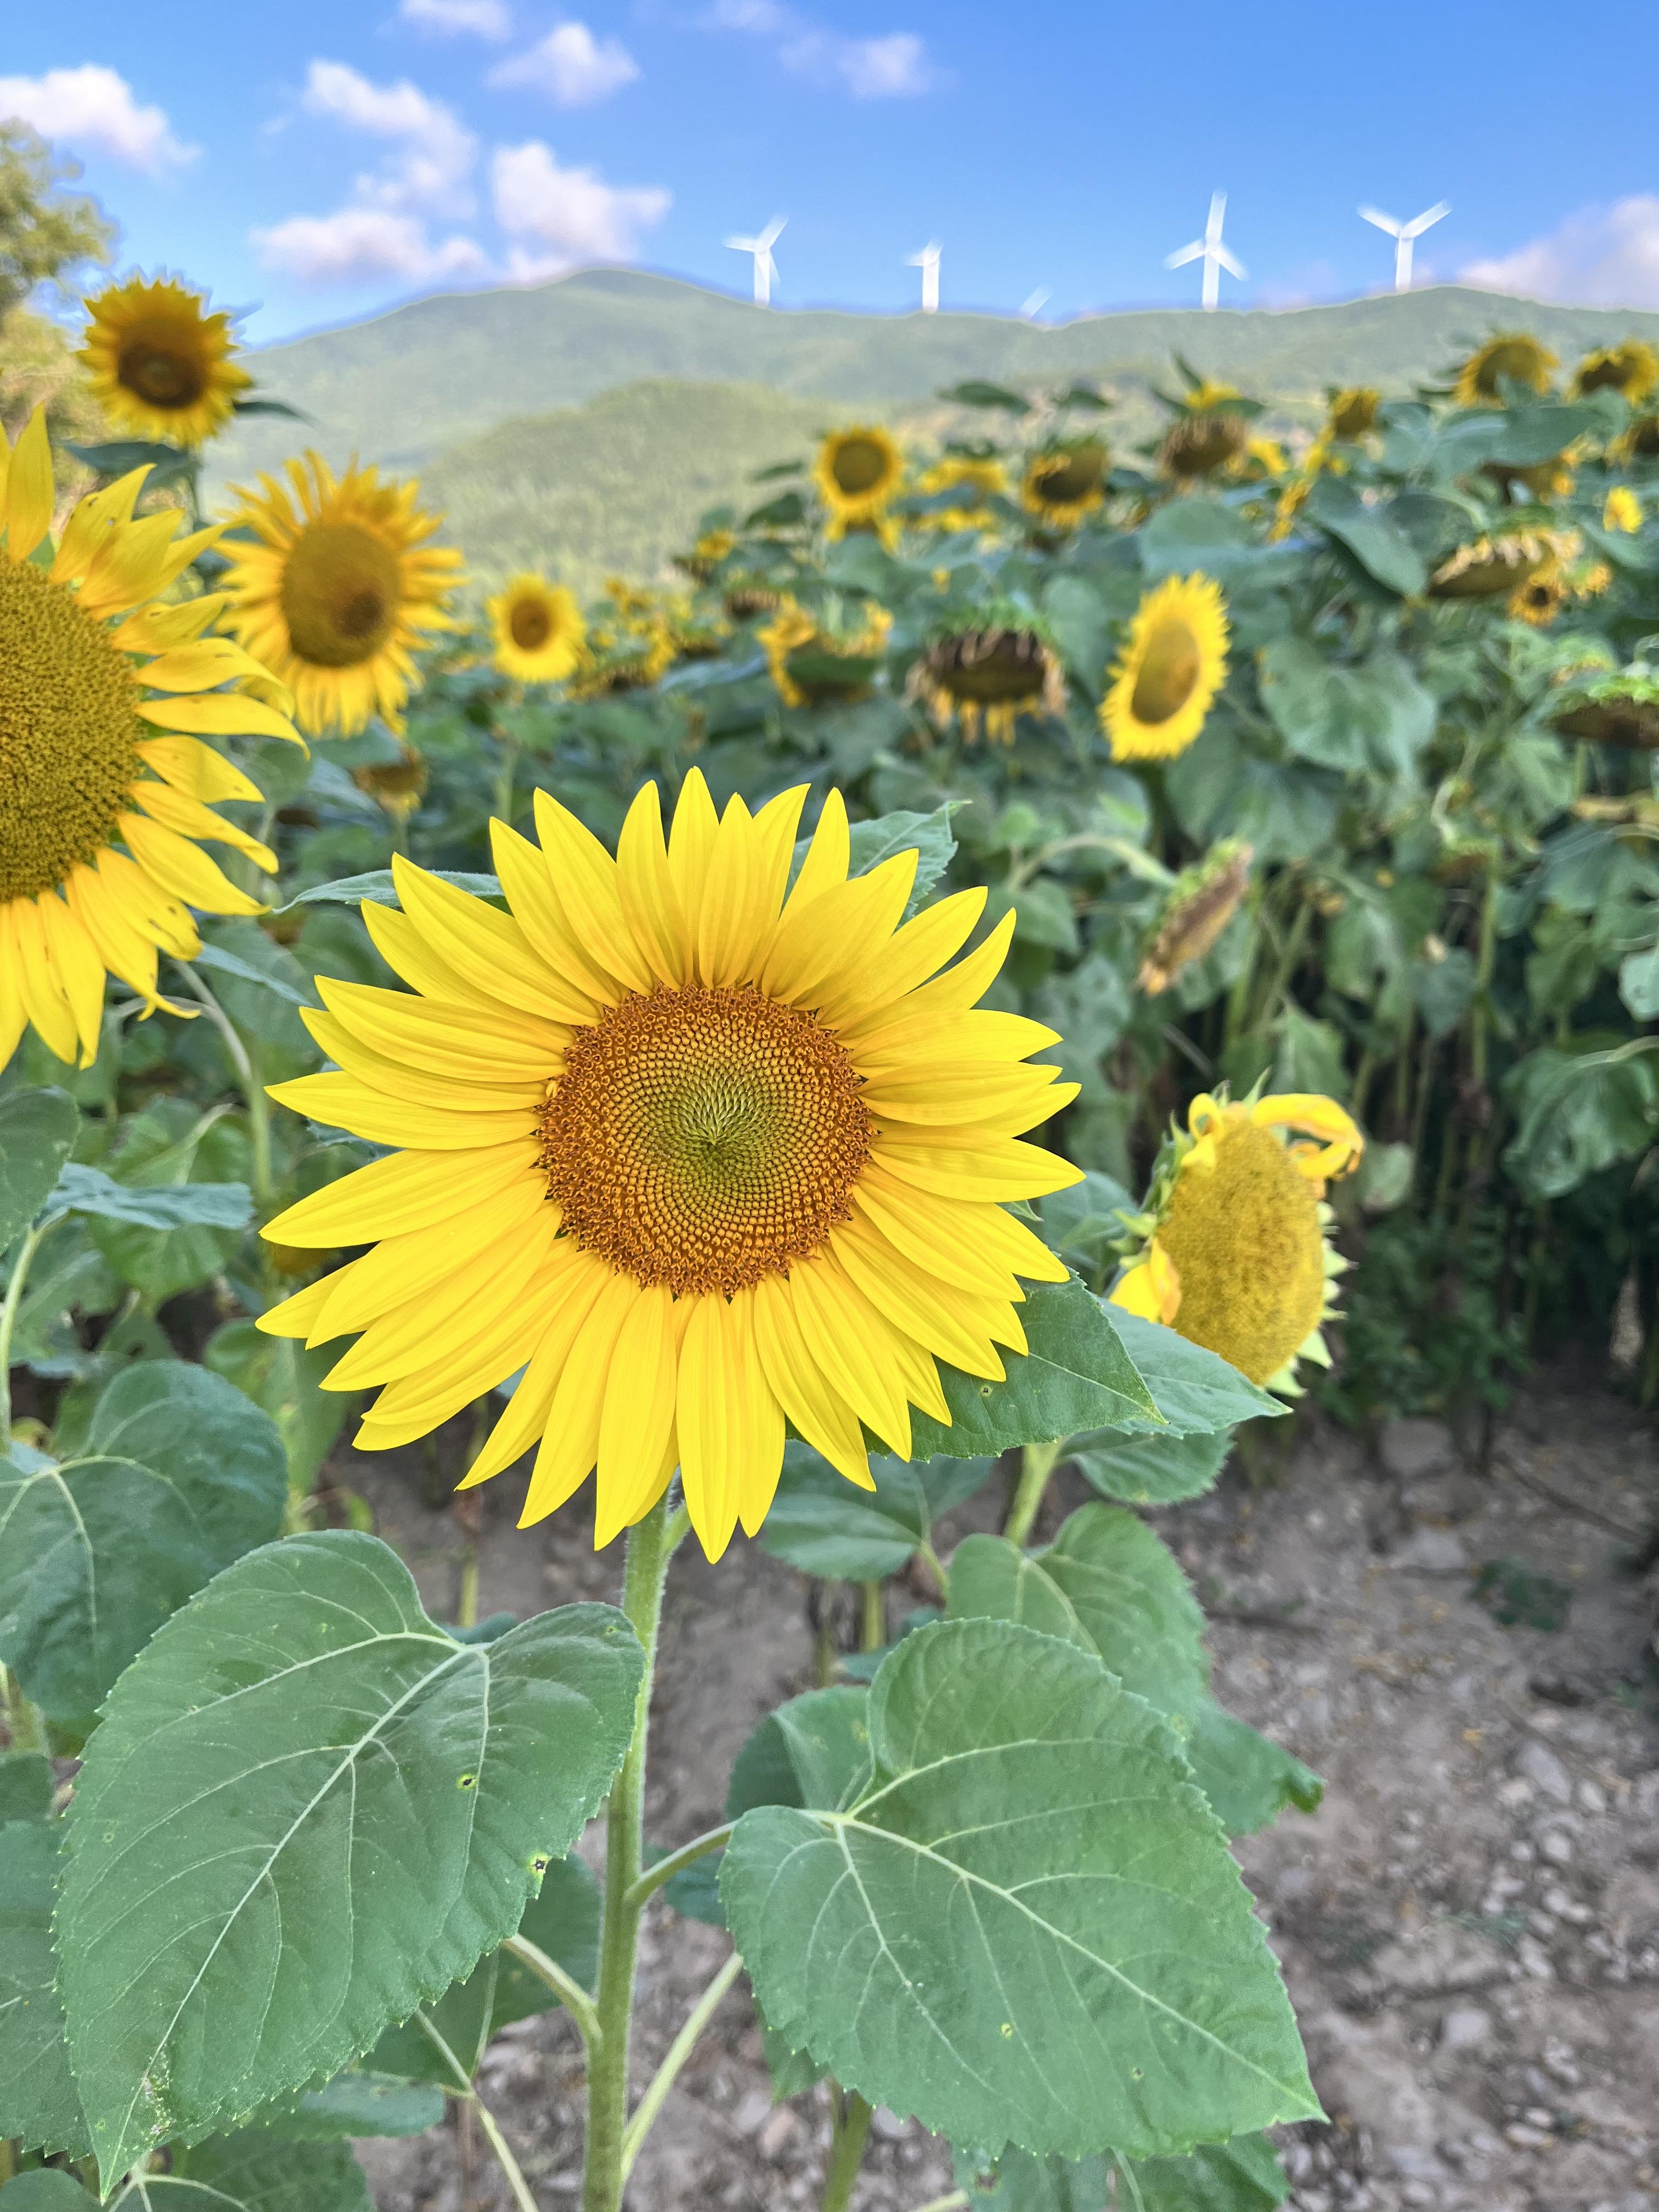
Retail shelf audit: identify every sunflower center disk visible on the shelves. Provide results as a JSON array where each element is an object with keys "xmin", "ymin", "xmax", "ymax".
[
  {"xmin": 538, "ymin": 985, "xmax": 873, "ymax": 1296},
  {"xmin": 1156, "ymin": 1122, "xmax": 1325, "ymax": 1385},
  {"xmin": 1130, "ymin": 617, "xmax": 1201, "ymax": 725},
  {"xmin": 0, "ymin": 559, "xmax": 140, "ymax": 902},
  {"xmin": 510, "ymin": 598, "xmax": 554, "ymax": 651},
  {"xmin": 279, "ymin": 521, "xmax": 403, "ymax": 668},
  {"xmin": 118, "ymin": 337, "xmax": 205, "ymax": 410},
  {"xmin": 939, "ymin": 632, "xmax": 1043, "ymax": 703},
  {"xmin": 831, "ymin": 439, "xmax": 889, "ymax": 495}
]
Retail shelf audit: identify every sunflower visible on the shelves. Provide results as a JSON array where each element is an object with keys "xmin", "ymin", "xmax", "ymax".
[
  {"xmin": 1021, "ymin": 441, "xmax": 1108, "ymax": 531},
  {"xmin": 256, "ymin": 776, "xmax": 1080, "ymax": 1558},
  {"xmin": 1326, "ymin": 387, "xmax": 1381, "ymax": 441},
  {"xmin": 219, "ymin": 453, "xmax": 463, "ymax": 739},
  {"xmin": 814, "ymin": 426, "xmax": 904, "ymax": 537},
  {"xmin": 907, "ymin": 624, "xmax": 1066, "ymax": 744},
  {"xmin": 78, "ymin": 275, "xmax": 252, "ymax": 447},
  {"xmin": 1572, "ymin": 340, "xmax": 1659, "ymax": 405},
  {"xmin": 1099, "ymin": 573, "xmax": 1230, "ymax": 764},
  {"xmin": 567, "ymin": 621, "xmax": 675, "ymax": 701},
  {"xmin": 1110, "ymin": 1090, "xmax": 1362, "ymax": 1391},
  {"xmin": 1237, "ymin": 435, "xmax": 1290, "ymax": 478},
  {"xmin": 1452, "ymin": 332, "xmax": 1558, "ymax": 407},
  {"xmin": 352, "ymin": 743, "xmax": 428, "ymax": 823},
  {"xmin": 1138, "ymin": 839, "xmax": 1253, "ymax": 995},
  {"xmin": 673, "ymin": 528, "xmax": 737, "ymax": 583},
  {"xmin": 488, "ymin": 574, "xmax": 585, "ymax": 684},
  {"xmin": 1159, "ymin": 390, "xmax": 1250, "ymax": 481},
  {"xmin": 0, "ymin": 408, "xmax": 300, "ymax": 1069},
  {"xmin": 916, "ymin": 455, "xmax": 1009, "ymax": 534},
  {"xmin": 1429, "ymin": 528, "xmax": 1579, "ymax": 599},
  {"xmin": 724, "ymin": 577, "xmax": 785, "ymax": 620},
  {"xmin": 1605, "ymin": 486, "xmax": 1644, "ymax": 533},
  {"xmin": 756, "ymin": 597, "xmax": 893, "ymax": 709},
  {"xmin": 1553, "ymin": 668, "xmax": 1659, "ymax": 749},
  {"xmin": 1509, "ymin": 565, "xmax": 1566, "ymax": 627}
]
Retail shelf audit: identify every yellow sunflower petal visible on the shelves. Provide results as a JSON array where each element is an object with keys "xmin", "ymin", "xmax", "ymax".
[{"xmin": 4, "ymin": 408, "xmax": 54, "ymax": 563}]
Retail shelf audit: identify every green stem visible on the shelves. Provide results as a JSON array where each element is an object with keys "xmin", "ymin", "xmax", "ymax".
[
  {"xmin": 622, "ymin": 1821, "xmax": 735, "ymax": 1914},
  {"xmin": 820, "ymin": 2092, "xmax": 874, "ymax": 2212},
  {"xmin": 860, "ymin": 1579, "xmax": 885, "ymax": 1653},
  {"xmin": 416, "ymin": 2012, "xmax": 543, "ymax": 2212},
  {"xmin": 494, "ymin": 730, "xmax": 523, "ymax": 827},
  {"xmin": 1003, "ymin": 1438, "xmax": 1063, "ymax": 1550},
  {"xmin": 180, "ymin": 967, "xmax": 273, "ymax": 1207},
  {"xmin": 1221, "ymin": 877, "xmax": 1266, "ymax": 1051},
  {"xmin": 814, "ymin": 1581, "xmax": 840, "ymax": 1686},
  {"xmin": 618, "ymin": 1950, "xmax": 744, "ymax": 2181},
  {"xmin": 1469, "ymin": 870, "xmax": 1500, "ymax": 1092},
  {"xmin": 1248, "ymin": 894, "xmax": 1312, "ymax": 1036},
  {"xmin": 0, "ymin": 1218, "xmax": 48, "ymax": 1442},
  {"xmin": 504, "ymin": 1934, "xmax": 604, "ymax": 2053},
  {"xmin": 904, "ymin": 2197, "xmax": 969, "ymax": 2212},
  {"xmin": 581, "ymin": 1493, "xmax": 676, "ymax": 2212}
]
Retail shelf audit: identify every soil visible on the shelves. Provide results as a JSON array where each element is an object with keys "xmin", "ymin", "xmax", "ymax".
[{"xmin": 345, "ymin": 1375, "xmax": 1659, "ymax": 2212}]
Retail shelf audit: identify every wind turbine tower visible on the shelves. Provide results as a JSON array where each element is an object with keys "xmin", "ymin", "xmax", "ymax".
[
  {"xmin": 1165, "ymin": 191, "xmax": 1245, "ymax": 311},
  {"xmin": 907, "ymin": 241, "xmax": 941, "ymax": 313},
  {"xmin": 1357, "ymin": 201, "xmax": 1450, "ymax": 291},
  {"xmin": 726, "ymin": 216, "xmax": 786, "ymax": 306}
]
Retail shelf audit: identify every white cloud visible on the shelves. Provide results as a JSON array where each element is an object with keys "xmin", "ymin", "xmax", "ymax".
[
  {"xmin": 300, "ymin": 59, "xmax": 476, "ymax": 213},
  {"xmin": 1460, "ymin": 196, "xmax": 1659, "ymax": 309},
  {"xmin": 706, "ymin": 1, "xmax": 933, "ymax": 97},
  {"xmin": 488, "ymin": 22, "xmax": 640, "ymax": 108},
  {"xmin": 400, "ymin": 0, "xmax": 512, "ymax": 36},
  {"xmin": 253, "ymin": 207, "xmax": 488, "ymax": 286},
  {"xmin": 492, "ymin": 139, "xmax": 669, "ymax": 276},
  {"xmin": 0, "ymin": 64, "xmax": 195, "ymax": 171}
]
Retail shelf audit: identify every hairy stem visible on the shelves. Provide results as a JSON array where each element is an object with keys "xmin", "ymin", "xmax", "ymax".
[
  {"xmin": 622, "ymin": 1821, "xmax": 735, "ymax": 1914},
  {"xmin": 0, "ymin": 1219, "xmax": 48, "ymax": 1443},
  {"xmin": 860, "ymin": 1579, "xmax": 885, "ymax": 1654},
  {"xmin": 504, "ymin": 1934, "xmax": 604, "ymax": 2053},
  {"xmin": 618, "ymin": 1950, "xmax": 744, "ymax": 2181},
  {"xmin": 820, "ymin": 2091, "xmax": 874, "ymax": 2212},
  {"xmin": 1003, "ymin": 1438, "xmax": 1063, "ymax": 1550}
]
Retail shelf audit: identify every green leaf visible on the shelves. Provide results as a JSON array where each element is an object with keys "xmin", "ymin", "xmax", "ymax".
[
  {"xmin": 0, "ymin": 1091, "xmax": 78, "ymax": 1254},
  {"xmin": 941, "ymin": 381, "xmax": 1030, "ymax": 412},
  {"xmin": 60, "ymin": 438, "xmax": 197, "ymax": 487},
  {"xmin": 948, "ymin": 1509, "xmax": 1321, "ymax": 1837},
  {"xmin": 909, "ymin": 1280, "xmax": 1161, "ymax": 1459},
  {"xmin": 366, "ymin": 1853, "xmax": 601, "ymax": 2085},
  {"xmin": 0, "ymin": 1364, "xmax": 287, "ymax": 1722},
  {"xmin": 0, "ymin": 1820, "xmax": 87, "ymax": 2156},
  {"xmin": 760, "ymin": 1448, "xmax": 995, "ymax": 1579},
  {"xmin": 845, "ymin": 804, "xmax": 959, "ymax": 916},
  {"xmin": 188, "ymin": 945, "xmax": 318, "ymax": 1009},
  {"xmin": 58, "ymin": 1531, "xmax": 642, "ymax": 2178},
  {"xmin": 722, "ymin": 1616, "xmax": 1319, "ymax": 2162},
  {"xmin": 205, "ymin": 1318, "xmax": 356, "ymax": 1494},
  {"xmin": 276, "ymin": 870, "xmax": 503, "ymax": 915},
  {"xmin": 1410, "ymin": 947, "xmax": 1476, "ymax": 1040},
  {"xmin": 245, "ymin": 2073, "xmax": 445, "ymax": 2141},
  {"xmin": 0, "ymin": 2179, "xmax": 92, "ymax": 2211},
  {"xmin": 957, "ymin": 2135, "xmax": 1288, "ymax": 2209},
  {"xmin": 0, "ymin": 1750, "xmax": 54, "ymax": 1822},
  {"xmin": 1038, "ymin": 1171, "xmax": 1135, "ymax": 1279},
  {"xmin": 1302, "ymin": 478, "xmax": 1428, "ymax": 597},
  {"xmin": 48, "ymin": 1163, "xmax": 252, "ymax": 1233},
  {"xmin": 1258, "ymin": 639, "xmax": 1435, "ymax": 778},
  {"xmin": 0, "ymin": 2136, "xmax": 371, "ymax": 2212},
  {"xmin": 1101, "ymin": 1309, "xmax": 1284, "ymax": 1435},
  {"xmin": 1070, "ymin": 1427, "xmax": 1232, "ymax": 1506},
  {"xmin": 1503, "ymin": 1041, "xmax": 1659, "ymax": 1200},
  {"xmin": 1620, "ymin": 940, "xmax": 1659, "ymax": 1021},
  {"xmin": 727, "ymin": 1686, "xmax": 873, "ymax": 1819}
]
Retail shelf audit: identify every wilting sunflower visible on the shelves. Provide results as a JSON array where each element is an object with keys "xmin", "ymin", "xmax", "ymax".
[
  {"xmin": 1452, "ymin": 332, "xmax": 1558, "ymax": 407},
  {"xmin": 1605, "ymin": 486, "xmax": 1644, "ymax": 533},
  {"xmin": 1111, "ymin": 1090, "xmax": 1362, "ymax": 1391},
  {"xmin": 815, "ymin": 426, "xmax": 904, "ymax": 537},
  {"xmin": 256, "ymin": 776, "xmax": 1080, "ymax": 1558},
  {"xmin": 1429, "ymin": 528, "xmax": 1579, "ymax": 599},
  {"xmin": 1099, "ymin": 573, "xmax": 1230, "ymax": 763},
  {"xmin": 567, "ymin": 620, "xmax": 675, "ymax": 700},
  {"xmin": 907, "ymin": 622, "xmax": 1066, "ymax": 744},
  {"xmin": 916, "ymin": 455, "xmax": 1009, "ymax": 534},
  {"xmin": 1509, "ymin": 565, "xmax": 1567, "ymax": 627},
  {"xmin": 1326, "ymin": 387, "xmax": 1381, "ymax": 441},
  {"xmin": 756, "ymin": 596, "xmax": 893, "ymax": 708},
  {"xmin": 1022, "ymin": 441, "xmax": 1108, "ymax": 530},
  {"xmin": 0, "ymin": 409, "xmax": 300, "ymax": 1069},
  {"xmin": 1138, "ymin": 840, "xmax": 1253, "ymax": 995},
  {"xmin": 1553, "ymin": 667, "xmax": 1659, "ymax": 749},
  {"xmin": 78, "ymin": 274, "xmax": 252, "ymax": 447},
  {"xmin": 1159, "ymin": 384, "xmax": 1251, "ymax": 481},
  {"xmin": 219, "ymin": 452, "xmax": 463, "ymax": 738},
  {"xmin": 488, "ymin": 574, "xmax": 585, "ymax": 684},
  {"xmin": 1573, "ymin": 340, "xmax": 1659, "ymax": 405}
]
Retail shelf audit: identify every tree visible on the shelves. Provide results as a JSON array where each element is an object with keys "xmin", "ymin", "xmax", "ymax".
[{"xmin": 0, "ymin": 120, "xmax": 112, "ymax": 322}]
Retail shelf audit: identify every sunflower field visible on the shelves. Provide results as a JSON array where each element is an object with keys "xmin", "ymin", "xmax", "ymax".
[{"xmin": 2, "ymin": 264, "xmax": 1658, "ymax": 2212}]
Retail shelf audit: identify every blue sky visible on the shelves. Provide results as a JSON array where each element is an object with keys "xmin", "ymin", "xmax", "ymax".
[{"xmin": 5, "ymin": 0, "xmax": 1659, "ymax": 346}]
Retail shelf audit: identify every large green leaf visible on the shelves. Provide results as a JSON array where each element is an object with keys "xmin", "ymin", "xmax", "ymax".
[
  {"xmin": 727, "ymin": 1686, "xmax": 872, "ymax": 1819},
  {"xmin": 367, "ymin": 1853, "xmax": 601, "ymax": 2085},
  {"xmin": 948, "ymin": 1510, "xmax": 1321, "ymax": 1836},
  {"xmin": 1302, "ymin": 478, "xmax": 1427, "ymax": 597},
  {"xmin": 246, "ymin": 2072, "xmax": 445, "ymax": 2140},
  {"xmin": 0, "ymin": 1820, "xmax": 87, "ymax": 2157},
  {"xmin": 1099, "ymin": 1310, "xmax": 1284, "ymax": 1435},
  {"xmin": 1504, "ymin": 1041, "xmax": 1659, "ymax": 1199},
  {"xmin": 205, "ymin": 1318, "xmax": 356, "ymax": 1492},
  {"xmin": 58, "ymin": 1532, "xmax": 642, "ymax": 2180},
  {"xmin": 0, "ymin": 1365, "xmax": 287, "ymax": 1723},
  {"xmin": 0, "ymin": 1091, "xmax": 78, "ymax": 1254},
  {"xmin": 1070, "ymin": 1429, "xmax": 1232, "ymax": 1506},
  {"xmin": 0, "ymin": 1751, "xmax": 53, "ymax": 1822},
  {"xmin": 277, "ymin": 870, "xmax": 503, "ymax": 914},
  {"xmin": 760, "ymin": 1447, "xmax": 995, "ymax": 1579},
  {"xmin": 958, "ymin": 2134, "xmax": 1288, "ymax": 2209},
  {"xmin": 909, "ymin": 1280, "xmax": 1160, "ymax": 1458},
  {"xmin": 722, "ymin": 1617, "xmax": 1319, "ymax": 2162},
  {"xmin": 1258, "ymin": 638, "xmax": 1435, "ymax": 780}
]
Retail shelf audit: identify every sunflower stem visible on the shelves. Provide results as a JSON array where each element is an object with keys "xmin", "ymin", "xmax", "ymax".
[
  {"xmin": 819, "ymin": 2091, "xmax": 874, "ymax": 2212},
  {"xmin": 618, "ymin": 1949, "xmax": 743, "ymax": 2182},
  {"xmin": 0, "ymin": 1219, "xmax": 48, "ymax": 1445},
  {"xmin": 620, "ymin": 1821, "xmax": 734, "ymax": 1914},
  {"xmin": 860, "ymin": 1579, "xmax": 885, "ymax": 1652},
  {"xmin": 179, "ymin": 966, "xmax": 274, "ymax": 1209},
  {"xmin": 582, "ymin": 1491, "xmax": 675, "ymax": 2212},
  {"xmin": 1003, "ymin": 1438, "xmax": 1063, "ymax": 1550}
]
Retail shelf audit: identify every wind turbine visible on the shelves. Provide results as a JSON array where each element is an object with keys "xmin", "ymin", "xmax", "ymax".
[
  {"xmin": 1165, "ymin": 191, "xmax": 1245, "ymax": 311},
  {"xmin": 725, "ymin": 216, "xmax": 785, "ymax": 306},
  {"xmin": 907, "ymin": 240, "xmax": 941, "ymax": 313},
  {"xmin": 1020, "ymin": 287, "xmax": 1051, "ymax": 320},
  {"xmin": 1357, "ymin": 201, "xmax": 1449, "ymax": 291}
]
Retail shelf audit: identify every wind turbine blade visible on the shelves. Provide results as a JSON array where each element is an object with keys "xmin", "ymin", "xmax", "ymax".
[
  {"xmin": 1215, "ymin": 247, "xmax": 1246, "ymax": 280},
  {"xmin": 725, "ymin": 235, "xmax": 759, "ymax": 252},
  {"xmin": 758, "ymin": 217, "xmax": 786, "ymax": 248},
  {"xmin": 1165, "ymin": 243, "xmax": 1204, "ymax": 269},
  {"xmin": 1357, "ymin": 206, "xmax": 1402, "ymax": 235},
  {"xmin": 1402, "ymin": 201, "xmax": 1451, "ymax": 238},
  {"xmin": 1207, "ymin": 190, "xmax": 1227, "ymax": 227}
]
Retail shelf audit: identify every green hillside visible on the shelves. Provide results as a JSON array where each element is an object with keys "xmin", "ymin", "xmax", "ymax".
[{"xmin": 211, "ymin": 270, "xmax": 1659, "ymax": 495}]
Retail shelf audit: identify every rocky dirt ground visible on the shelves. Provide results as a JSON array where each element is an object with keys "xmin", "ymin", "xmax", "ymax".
[{"xmin": 346, "ymin": 1373, "xmax": 1659, "ymax": 2212}]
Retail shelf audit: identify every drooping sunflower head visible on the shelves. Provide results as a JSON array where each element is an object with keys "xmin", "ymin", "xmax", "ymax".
[
  {"xmin": 78, "ymin": 274, "xmax": 252, "ymax": 447},
  {"xmin": 1604, "ymin": 486, "xmax": 1644, "ymax": 534},
  {"xmin": 1021, "ymin": 440, "xmax": 1109, "ymax": 530},
  {"xmin": 1138, "ymin": 839, "xmax": 1253, "ymax": 995},
  {"xmin": 352, "ymin": 743, "xmax": 429, "ymax": 823},
  {"xmin": 756, "ymin": 595, "xmax": 893, "ymax": 708},
  {"xmin": 1099, "ymin": 572, "xmax": 1230, "ymax": 764},
  {"xmin": 256, "ymin": 774, "xmax": 1081, "ymax": 1560},
  {"xmin": 1326, "ymin": 387, "xmax": 1381, "ymax": 441},
  {"xmin": 1110, "ymin": 1088, "xmax": 1362, "ymax": 1391},
  {"xmin": 1429, "ymin": 528, "xmax": 1579, "ymax": 600},
  {"xmin": 1572, "ymin": 340, "xmax": 1659, "ymax": 405},
  {"xmin": 1553, "ymin": 664, "xmax": 1659, "ymax": 750},
  {"xmin": 814, "ymin": 426, "xmax": 904, "ymax": 535},
  {"xmin": 219, "ymin": 452, "xmax": 464, "ymax": 739},
  {"xmin": 487, "ymin": 574, "xmax": 585, "ymax": 685},
  {"xmin": 906, "ymin": 617, "xmax": 1066, "ymax": 745},
  {"xmin": 0, "ymin": 408, "xmax": 301, "ymax": 1069},
  {"xmin": 916, "ymin": 454, "xmax": 1009, "ymax": 534},
  {"xmin": 1159, "ymin": 403, "xmax": 1250, "ymax": 482},
  {"xmin": 1452, "ymin": 331, "xmax": 1558, "ymax": 407}
]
